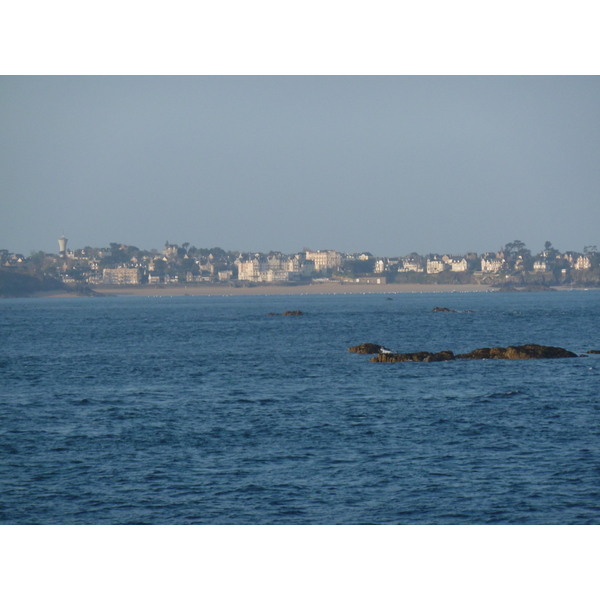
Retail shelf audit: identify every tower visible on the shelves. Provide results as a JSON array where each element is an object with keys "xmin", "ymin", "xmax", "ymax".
[{"xmin": 58, "ymin": 235, "xmax": 68, "ymax": 258}]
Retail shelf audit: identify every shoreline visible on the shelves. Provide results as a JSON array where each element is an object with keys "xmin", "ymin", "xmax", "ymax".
[
  {"xmin": 29, "ymin": 283, "xmax": 494, "ymax": 298},
  {"xmin": 9, "ymin": 283, "xmax": 597, "ymax": 300}
]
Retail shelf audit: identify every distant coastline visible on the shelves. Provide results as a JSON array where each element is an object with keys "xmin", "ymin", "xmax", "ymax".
[
  {"xmin": 6, "ymin": 282, "xmax": 598, "ymax": 300},
  {"xmin": 28, "ymin": 282, "xmax": 494, "ymax": 297}
]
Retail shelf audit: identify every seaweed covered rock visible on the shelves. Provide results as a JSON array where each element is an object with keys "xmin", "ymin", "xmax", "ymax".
[
  {"xmin": 371, "ymin": 350, "xmax": 455, "ymax": 363},
  {"xmin": 282, "ymin": 310, "xmax": 303, "ymax": 316},
  {"xmin": 432, "ymin": 307, "xmax": 456, "ymax": 312},
  {"xmin": 366, "ymin": 344, "xmax": 577, "ymax": 363},
  {"xmin": 349, "ymin": 343, "xmax": 392, "ymax": 354},
  {"xmin": 456, "ymin": 344, "xmax": 577, "ymax": 360}
]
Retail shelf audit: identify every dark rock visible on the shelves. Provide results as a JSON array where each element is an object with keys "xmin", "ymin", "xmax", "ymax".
[
  {"xmin": 349, "ymin": 343, "xmax": 391, "ymax": 354},
  {"xmin": 456, "ymin": 344, "xmax": 577, "ymax": 360},
  {"xmin": 424, "ymin": 350, "xmax": 456, "ymax": 362},
  {"xmin": 366, "ymin": 344, "xmax": 576, "ymax": 363},
  {"xmin": 267, "ymin": 312, "xmax": 279, "ymax": 316},
  {"xmin": 371, "ymin": 350, "xmax": 455, "ymax": 363},
  {"xmin": 587, "ymin": 350, "xmax": 600, "ymax": 354},
  {"xmin": 432, "ymin": 307, "xmax": 456, "ymax": 312},
  {"xmin": 282, "ymin": 310, "xmax": 303, "ymax": 316}
]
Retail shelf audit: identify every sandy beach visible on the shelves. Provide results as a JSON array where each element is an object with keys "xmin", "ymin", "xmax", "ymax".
[
  {"xmin": 23, "ymin": 283, "xmax": 590, "ymax": 299},
  {"xmin": 62, "ymin": 282, "xmax": 495, "ymax": 297}
]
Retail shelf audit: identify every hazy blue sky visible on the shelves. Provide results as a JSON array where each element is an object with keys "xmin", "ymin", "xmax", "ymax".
[{"xmin": 1, "ymin": 76, "xmax": 599, "ymax": 257}]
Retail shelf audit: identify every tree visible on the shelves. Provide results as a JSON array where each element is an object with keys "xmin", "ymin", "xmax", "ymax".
[
  {"xmin": 503, "ymin": 240, "xmax": 532, "ymax": 270},
  {"xmin": 541, "ymin": 241, "xmax": 558, "ymax": 262},
  {"xmin": 150, "ymin": 259, "xmax": 167, "ymax": 275},
  {"xmin": 29, "ymin": 250, "xmax": 46, "ymax": 271},
  {"xmin": 504, "ymin": 240, "xmax": 527, "ymax": 258},
  {"xmin": 180, "ymin": 258, "xmax": 196, "ymax": 273},
  {"xmin": 100, "ymin": 243, "xmax": 129, "ymax": 267}
]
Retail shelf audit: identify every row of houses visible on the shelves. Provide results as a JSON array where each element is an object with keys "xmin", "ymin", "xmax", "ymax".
[
  {"xmin": 378, "ymin": 252, "xmax": 595, "ymax": 275},
  {"xmin": 374, "ymin": 254, "xmax": 475, "ymax": 274},
  {"xmin": 77, "ymin": 250, "xmax": 594, "ymax": 286},
  {"xmin": 3, "ymin": 244, "xmax": 598, "ymax": 286},
  {"xmin": 91, "ymin": 250, "xmax": 346, "ymax": 285},
  {"xmin": 235, "ymin": 251, "xmax": 341, "ymax": 283}
]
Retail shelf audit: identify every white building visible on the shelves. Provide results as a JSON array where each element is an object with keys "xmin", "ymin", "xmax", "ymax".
[
  {"xmin": 426, "ymin": 257, "xmax": 448, "ymax": 274},
  {"xmin": 236, "ymin": 255, "xmax": 296, "ymax": 283},
  {"xmin": 374, "ymin": 259, "xmax": 387, "ymax": 273},
  {"xmin": 162, "ymin": 244, "xmax": 178, "ymax": 258},
  {"xmin": 287, "ymin": 256, "xmax": 314, "ymax": 276},
  {"xmin": 480, "ymin": 255, "xmax": 504, "ymax": 273},
  {"xmin": 399, "ymin": 259, "xmax": 424, "ymax": 272},
  {"xmin": 103, "ymin": 267, "xmax": 142, "ymax": 285},
  {"xmin": 441, "ymin": 255, "xmax": 469, "ymax": 272},
  {"xmin": 575, "ymin": 256, "xmax": 592, "ymax": 270},
  {"xmin": 236, "ymin": 256, "xmax": 264, "ymax": 281},
  {"xmin": 304, "ymin": 250, "xmax": 343, "ymax": 272}
]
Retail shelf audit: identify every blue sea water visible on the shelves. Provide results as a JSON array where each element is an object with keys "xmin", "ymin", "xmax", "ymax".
[{"xmin": 1, "ymin": 290, "xmax": 599, "ymax": 524}]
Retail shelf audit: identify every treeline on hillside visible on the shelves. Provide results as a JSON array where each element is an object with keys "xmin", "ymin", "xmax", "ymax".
[{"xmin": 0, "ymin": 269, "xmax": 65, "ymax": 297}]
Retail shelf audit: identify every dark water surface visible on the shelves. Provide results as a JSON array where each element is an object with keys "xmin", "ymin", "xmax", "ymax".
[{"xmin": 1, "ymin": 290, "xmax": 599, "ymax": 524}]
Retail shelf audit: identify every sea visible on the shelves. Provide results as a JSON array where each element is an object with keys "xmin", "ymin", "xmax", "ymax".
[{"xmin": 1, "ymin": 289, "xmax": 599, "ymax": 525}]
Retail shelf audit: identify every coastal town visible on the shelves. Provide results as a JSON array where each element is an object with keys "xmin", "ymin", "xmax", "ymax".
[{"xmin": 1, "ymin": 237, "xmax": 599, "ymax": 296}]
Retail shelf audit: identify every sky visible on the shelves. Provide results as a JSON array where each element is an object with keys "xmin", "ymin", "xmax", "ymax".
[{"xmin": 1, "ymin": 76, "xmax": 599, "ymax": 258}]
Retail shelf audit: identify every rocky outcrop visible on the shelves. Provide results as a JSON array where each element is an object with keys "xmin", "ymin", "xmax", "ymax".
[
  {"xmin": 363, "ymin": 344, "xmax": 577, "ymax": 362},
  {"xmin": 587, "ymin": 350, "xmax": 600, "ymax": 354},
  {"xmin": 354, "ymin": 342, "xmax": 578, "ymax": 362},
  {"xmin": 456, "ymin": 344, "xmax": 577, "ymax": 360},
  {"xmin": 349, "ymin": 343, "xmax": 392, "ymax": 354},
  {"xmin": 371, "ymin": 350, "xmax": 455, "ymax": 363},
  {"xmin": 268, "ymin": 310, "xmax": 304, "ymax": 316},
  {"xmin": 0, "ymin": 268, "xmax": 66, "ymax": 298},
  {"xmin": 432, "ymin": 307, "xmax": 456, "ymax": 312}
]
